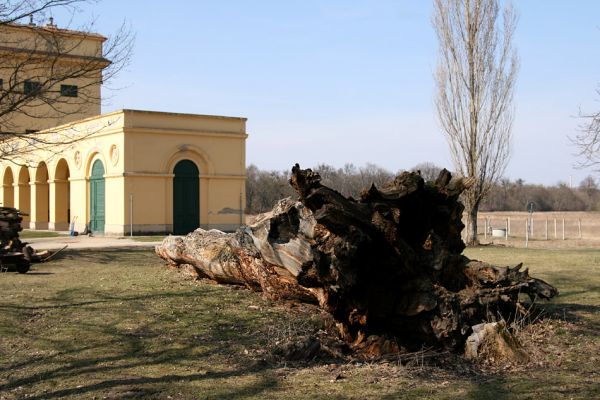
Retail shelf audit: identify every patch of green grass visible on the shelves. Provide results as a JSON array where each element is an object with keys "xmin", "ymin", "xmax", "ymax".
[
  {"xmin": 464, "ymin": 247, "xmax": 600, "ymax": 306},
  {"xmin": 463, "ymin": 246, "xmax": 600, "ymax": 399},
  {"xmin": 0, "ymin": 248, "xmax": 598, "ymax": 399},
  {"xmin": 19, "ymin": 230, "xmax": 62, "ymax": 238}
]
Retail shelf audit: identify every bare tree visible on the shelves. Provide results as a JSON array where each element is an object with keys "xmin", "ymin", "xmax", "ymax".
[
  {"xmin": 412, "ymin": 161, "xmax": 444, "ymax": 182},
  {"xmin": 245, "ymin": 164, "xmax": 294, "ymax": 214},
  {"xmin": 246, "ymin": 163, "xmax": 397, "ymax": 214},
  {"xmin": 572, "ymin": 90, "xmax": 600, "ymax": 171},
  {"xmin": 433, "ymin": 0, "xmax": 518, "ymax": 245},
  {"xmin": 0, "ymin": 0, "xmax": 133, "ymax": 161}
]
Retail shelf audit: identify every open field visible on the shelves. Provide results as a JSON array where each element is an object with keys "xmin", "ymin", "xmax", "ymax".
[
  {"xmin": 476, "ymin": 211, "xmax": 600, "ymax": 249},
  {"xmin": 0, "ymin": 247, "xmax": 598, "ymax": 399},
  {"xmin": 248, "ymin": 211, "xmax": 600, "ymax": 249}
]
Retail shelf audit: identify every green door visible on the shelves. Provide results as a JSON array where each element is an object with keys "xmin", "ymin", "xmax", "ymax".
[
  {"xmin": 173, "ymin": 160, "xmax": 199, "ymax": 234},
  {"xmin": 90, "ymin": 159, "xmax": 105, "ymax": 233}
]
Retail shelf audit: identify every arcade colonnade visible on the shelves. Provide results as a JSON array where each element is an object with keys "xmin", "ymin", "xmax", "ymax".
[{"xmin": 0, "ymin": 109, "xmax": 247, "ymax": 236}]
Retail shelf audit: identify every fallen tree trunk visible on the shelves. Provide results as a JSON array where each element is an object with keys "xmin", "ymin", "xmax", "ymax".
[
  {"xmin": 156, "ymin": 165, "xmax": 557, "ymax": 353},
  {"xmin": 0, "ymin": 207, "xmax": 52, "ymax": 273}
]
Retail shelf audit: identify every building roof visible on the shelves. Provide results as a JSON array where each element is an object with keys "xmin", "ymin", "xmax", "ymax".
[
  {"xmin": 120, "ymin": 109, "xmax": 248, "ymax": 122},
  {"xmin": 3, "ymin": 21, "xmax": 107, "ymax": 42},
  {"xmin": 34, "ymin": 109, "xmax": 248, "ymax": 135}
]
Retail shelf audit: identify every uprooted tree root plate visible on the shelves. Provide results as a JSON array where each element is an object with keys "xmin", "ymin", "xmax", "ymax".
[{"xmin": 156, "ymin": 164, "xmax": 557, "ymax": 359}]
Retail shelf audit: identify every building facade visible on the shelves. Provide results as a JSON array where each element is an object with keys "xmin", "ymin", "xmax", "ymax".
[
  {"xmin": 0, "ymin": 21, "xmax": 107, "ymax": 133},
  {"xmin": 0, "ymin": 23, "xmax": 247, "ymax": 235}
]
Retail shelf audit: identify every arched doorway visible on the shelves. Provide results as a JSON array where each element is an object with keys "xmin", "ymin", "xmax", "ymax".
[
  {"xmin": 173, "ymin": 160, "xmax": 199, "ymax": 234},
  {"xmin": 89, "ymin": 159, "xmax": 105, "ymax": 234},
  {"xmin": 2, "ymin": 167, "xmax": 14, "ymax": 207}
]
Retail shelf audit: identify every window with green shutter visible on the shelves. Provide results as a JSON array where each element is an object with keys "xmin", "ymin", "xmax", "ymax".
[{"xmin": 24, "ymin": 80, "xmax": 41, "ymax": 95}]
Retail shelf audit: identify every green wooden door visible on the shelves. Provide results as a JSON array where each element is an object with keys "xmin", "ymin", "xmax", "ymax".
[
  {"xmin": 173, "ymin": 160, "xmax": 199, "ymax": 234},
  {"xmin": 90, "ymin": 159, "xmax": 105, "ymax": 233}
]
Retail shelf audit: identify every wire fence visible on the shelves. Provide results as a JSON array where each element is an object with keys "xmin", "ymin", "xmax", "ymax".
[{"xmin": 471, "ymin": 212, "xmax": 600, "ymax": 247}]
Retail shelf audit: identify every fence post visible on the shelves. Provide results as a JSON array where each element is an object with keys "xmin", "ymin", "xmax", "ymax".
[
  {"xmin": 525, "ymin": 219, "xmax": 529, "ymax": 248},
  {"xmin": 484, "ymin": 218, "xmax": 488, "ymax": 240},
  {"xmin": 505, "ymin": 218, "xmax": 509, "ymax": 241}
]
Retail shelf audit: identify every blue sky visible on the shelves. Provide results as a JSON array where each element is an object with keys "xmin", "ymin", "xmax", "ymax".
[{"xmin": 54, "ymin": 1, "xmax": 600, "ymax": 185}]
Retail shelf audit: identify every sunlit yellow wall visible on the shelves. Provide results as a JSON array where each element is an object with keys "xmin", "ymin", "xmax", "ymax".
[
  {"xmin": 0, "ymin": 110, "xmax": 247, "ymax": 235},
  {"xmin": 0, "ymin": 24, "xmax": 106, "ymax": 133},
  {"xmin": 0, "ymin": 25, "xmax": 246, "ymax": 235},
  {"xmin": 0, "ymin": 24, "xmax": 105, "ymax": 58}
]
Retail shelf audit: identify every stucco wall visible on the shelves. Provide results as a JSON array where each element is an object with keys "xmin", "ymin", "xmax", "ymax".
[
  {"xmin": 0, "ymin": 24, "xmax": 106, "ymax": 133},
  {"xmin": 0, "ymin": 110, "xmax": 247, "ymax": 235}
]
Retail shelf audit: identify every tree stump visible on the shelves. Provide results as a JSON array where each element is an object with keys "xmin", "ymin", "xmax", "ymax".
[{"xmin": 156, "ymin": 165, "xmax": 558, "ymax": 354}]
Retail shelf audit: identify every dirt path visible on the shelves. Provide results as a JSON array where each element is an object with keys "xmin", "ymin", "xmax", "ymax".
[{"xmin": 25, "ymin": 235, "xmax": 164, "ymax": 250}]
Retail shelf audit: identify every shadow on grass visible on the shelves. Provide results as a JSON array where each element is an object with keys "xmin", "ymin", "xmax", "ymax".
[
  {"xmin": 0, "ymin": 290, "xmax": 201, "ymax": 311},
  {"xmin": 0, "ymin": 283, "xmax": 284, "ymax": 399},
  {"xmin": 24, "ymin": 370, "xmax": 279, "ymax": 400},
  {"xmin": 20, "ymin": 272, "xmax": 55, "ymax": 276},
  {"xmin": 2, "ymin": 248, "xmax": 597, "ymax": 399},
  {"xmin": 2, "ymin": 329, "xmax": 279, "ymax": 399},
  {"xmin": 56, "ymin": 248, "xmax": 154, "ymax": 264},
  {"xmin": 9, "ymin": 338, "xmax": 280, "ymax": 400}
]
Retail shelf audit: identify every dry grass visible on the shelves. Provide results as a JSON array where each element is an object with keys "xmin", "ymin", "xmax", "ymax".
[
  {"xmin": 476, "ymin": 211, "xmax": 600, "ymax": 249},
  {"xmin": 0, "ymin": 247, "xmax": 598, "ymax": 399}
]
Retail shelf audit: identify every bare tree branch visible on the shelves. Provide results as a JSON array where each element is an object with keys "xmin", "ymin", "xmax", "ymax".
[
  {"xmin": 0, "ymin": 0, "xmax": 134, "ymax": 163},
  {"xmin": 571, "ymin": 89, "xmax": 600, "ymax": 171}
]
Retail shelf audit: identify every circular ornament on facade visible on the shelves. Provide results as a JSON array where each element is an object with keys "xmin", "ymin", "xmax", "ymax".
[
  {"xmin": 74, "ymin": 151, "xmax": 82, "ymax": 169},
  {"xmin": 110, "ymin": 144, "xmax": 119, "ymax": 166}
]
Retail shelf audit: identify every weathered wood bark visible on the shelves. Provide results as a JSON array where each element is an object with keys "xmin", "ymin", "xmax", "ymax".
[
  {"xmin": 0, "ymin": 207, "xmax": 32, "ymax": 272},
  {"xmin": 156, "ymin": 165, "xmax": 557, "ymax": 353}
]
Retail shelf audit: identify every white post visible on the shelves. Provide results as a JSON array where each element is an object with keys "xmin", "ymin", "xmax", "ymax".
[
  {"xmin": 484, "ymin": 218, "xmax": 488, "ymax": 240},
  {"xmin": 525, "ymin": 219, "xmax": 529, "ymax": 248},
  {"xmin": 129, "ymin": 194, "xmax": 133, "ymax": 237},
  {"xmin": 562, "ymin": 218, "xmax": 565, "ymax": 240},
  {"xmin": 505, "ymin": 218, "xmax": 509, "ymax": 241},
  {"xmin": 240, "ymin": 193, "xmax": 243, "ymax": 226}
]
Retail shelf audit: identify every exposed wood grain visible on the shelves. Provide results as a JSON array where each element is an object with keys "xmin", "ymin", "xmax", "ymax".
[{"xmin": 156, "ymin": 165, "xmax": 558, "ymax": 354}]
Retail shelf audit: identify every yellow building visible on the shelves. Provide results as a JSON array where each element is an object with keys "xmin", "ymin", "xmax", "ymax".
[
  {"xmin": 0, "ymin": 23, "xmax": 247, "ymax": 235},
  {"xmin": 0, "ymin": 20, "xmax": 107, "ymax": 133}
]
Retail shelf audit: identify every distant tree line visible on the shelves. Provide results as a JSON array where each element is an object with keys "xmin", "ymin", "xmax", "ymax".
[
  {"xmin": 481, "ymin": 176, "xmax": 600, "ymax": 212},
  {"xmin": 246, "ymin": 163, "xmax": 396, "ymax": 214},
  {"xmin": 246, "ymin": 163, "xmax": 600, "ymax": 215}
]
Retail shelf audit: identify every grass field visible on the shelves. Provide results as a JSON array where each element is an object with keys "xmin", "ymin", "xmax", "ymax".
[{"xmin": 0, "ymin": 247, "xmax": 598, "ymax": 399}]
